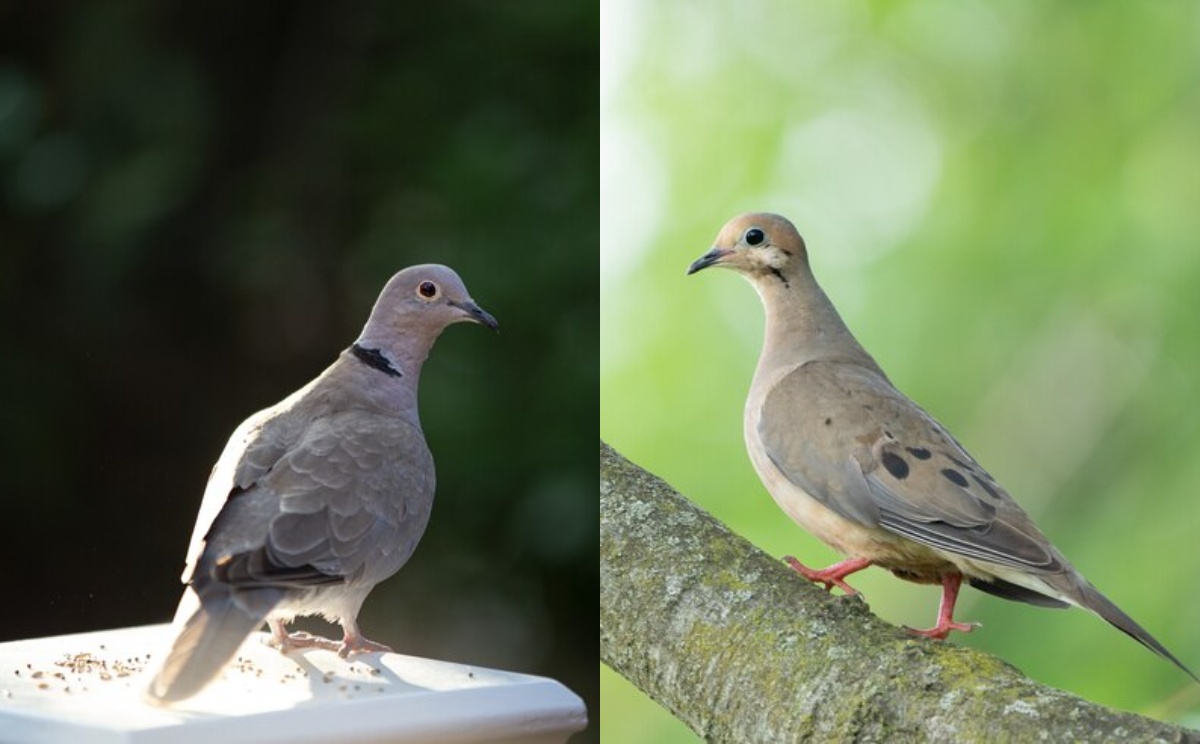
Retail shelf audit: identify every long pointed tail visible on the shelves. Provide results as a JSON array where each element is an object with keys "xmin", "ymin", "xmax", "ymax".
[
  {"xmin": 146, "ymin": 587, "xmax": 271, "ymax": 704},
  {"xmin": 1070, "ymin": 578, "xmax": 1197, "ymax": 683}
]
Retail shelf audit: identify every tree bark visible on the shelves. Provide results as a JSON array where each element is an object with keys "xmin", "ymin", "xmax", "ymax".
[{"xmin": 599, "ymin": 440, "xmax": 1198, "ymax": 743}]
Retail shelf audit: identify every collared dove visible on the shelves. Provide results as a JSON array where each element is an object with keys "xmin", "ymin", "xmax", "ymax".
[
  {"xmin": 146, "ymin": 264, "xmax": 498, "ymax": 704},
  {"xmin": 688, "ymin": 212, "xmax": 1194, "ymax": 679}
]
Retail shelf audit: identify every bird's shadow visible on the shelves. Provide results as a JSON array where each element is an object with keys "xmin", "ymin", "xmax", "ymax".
[{"xmin": 285, "ymin": 647, "xmax": 431, "ymax": 702}]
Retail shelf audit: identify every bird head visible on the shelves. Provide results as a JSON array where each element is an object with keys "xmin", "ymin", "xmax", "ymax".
[
  {"xmin": 374, "ymin": 264, "xmax": 499, "ymax": 333},
  {"xmin": 687, "ymin": 212, "xmax": 808, "ymax": 284}
]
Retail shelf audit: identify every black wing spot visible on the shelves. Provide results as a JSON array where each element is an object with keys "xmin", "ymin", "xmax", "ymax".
[
  {"xmin": 941, "ymin": 468, "xmax": 969, "ymax": 488},
  {"xmin": 972, "ymin": 473, "xmax": 1002, "ymax": 500},
  {"xmin": 882, "ymin": 451, "xmax": 910, "ymax": 480},
  {"xmin": 824, "ymin": 417, "xmax": 832, "ymax": 426},
  {"xmin": 906, "ymin": 447, "xmax": 932, "ymax": 460},
  {"xmin": 947, "ymin": 454, "xmax": 976, "ymax": 472}
]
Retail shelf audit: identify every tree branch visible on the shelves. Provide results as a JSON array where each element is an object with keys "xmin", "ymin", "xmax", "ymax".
[{"xmin": 599, "ymin": 440, "xmax": 1198, "ymax": 742}]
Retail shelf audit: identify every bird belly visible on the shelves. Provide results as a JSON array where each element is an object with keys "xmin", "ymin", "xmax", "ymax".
[
  {"xmin": 745, "ymin": 434, "xmax": 959, "ymax": 578},
  {"xmin": 746, "ymin": 441, "xmax": 887, "ymax": 556},
  {"xmin": 268, "ymin": 581, "xmax": 373, "ymax": 626}
]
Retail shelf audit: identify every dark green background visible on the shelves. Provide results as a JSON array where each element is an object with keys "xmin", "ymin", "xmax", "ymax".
[{"xmin": 0, "ymin": 2, "xmax": 597, "ymax": 740}]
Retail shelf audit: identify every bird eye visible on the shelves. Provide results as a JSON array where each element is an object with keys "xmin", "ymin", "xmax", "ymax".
[
  {"xmin": 744, "ymin": 228, "xmax": 766, "ymax": 247},
  {"xmin": 417, "ymin": 281, "xmax": 439, "ymax": 299}
]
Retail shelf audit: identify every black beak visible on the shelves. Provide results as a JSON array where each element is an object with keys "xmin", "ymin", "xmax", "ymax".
[
  {"xmin": 687, "ymin": 248, "xmax": 731, "ymax": 275},
  {"xmin": 450, "ymin": 300, "xmax": 499, "ymax": 331}
]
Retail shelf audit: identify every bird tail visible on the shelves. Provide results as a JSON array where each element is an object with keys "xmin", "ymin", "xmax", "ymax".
[
  {"xmin": 1056, "ymin": 575, "xmax": 1197, "ymax": 683},
  {"xmin": 145, "ymin": 586, "xmax": 271, "ymax": 705}
]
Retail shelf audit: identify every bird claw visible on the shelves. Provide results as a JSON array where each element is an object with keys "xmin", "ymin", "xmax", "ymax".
[
  {"xmin": 337, "ymin": 636, "xmax": 392, "ymax": 658},
  {"xmin": 267, "ymin": 629, "xmax": 392, "ymax": 657},
  {"xmin": 905, "ymin": 620, "xmax": 981, "ymax": 641},
  {"xmin": 267, "ymin": 630, "xmax": 342, "ymax": 653},
  {"xmin": 904, "ymin": 574, "xmax": 980, "ymax": 640},
  {"xmin": 783, "ymin": 555, "xmax": 868, "ymax": 597}
]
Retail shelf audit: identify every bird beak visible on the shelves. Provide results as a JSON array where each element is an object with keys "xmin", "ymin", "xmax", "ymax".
[
  {"xmin": 687, "ymin": 247, "xmax": 732, "ymax": 275},
  {"xmin": 449, "ymin": 300, "xmax": 499, "ymax": 331}
]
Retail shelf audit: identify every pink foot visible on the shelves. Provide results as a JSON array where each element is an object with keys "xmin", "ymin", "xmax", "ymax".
[
  {"xmin": 268, "ymin": 629, "xmax": 342, "ymax": 653},
  {"xmin": 265, "ymin": 619, "xmax": 392, "ymax": 658},
  {"xmin": 337, "ymin": 634, "xmax": 392, "ymax": 659},
  {"xmin": 906, "ymin": 620, "xmax": 979, "ymax": 640},
  {"xmin": 905, "ymin": 574, "xmax": 981, "ymax": 640},
  {"xmin": 784, "ymin": 556, "xmax": 872, "ymax": 596}
]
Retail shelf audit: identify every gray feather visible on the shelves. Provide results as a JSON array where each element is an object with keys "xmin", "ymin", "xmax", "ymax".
[
  {"xmin": 146, "ymin": 587, "xmax": 277, "ymax": 704},
  {"xmin": 146, "ymin": 265, "xmax": 496, "ymax": 703}
]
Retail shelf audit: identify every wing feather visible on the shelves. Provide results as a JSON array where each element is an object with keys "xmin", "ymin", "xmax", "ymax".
[
  {"xmin": 760, "ymin": 361, "xmax": 1062, "ymax": 573},
  {"xmin": 192, "ymin": 410, "xmax": 433, "ymax": 592}
]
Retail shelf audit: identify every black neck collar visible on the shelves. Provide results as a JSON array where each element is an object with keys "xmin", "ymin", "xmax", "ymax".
[{"xmin": 350, "ymin": 343, "xmax": 403, "ymax": 377}]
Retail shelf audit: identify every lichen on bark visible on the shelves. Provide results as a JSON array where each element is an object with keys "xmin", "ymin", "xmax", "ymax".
[{"xmin": 599, "ymin": 440, "xmax": 1199, "ymax": 743}]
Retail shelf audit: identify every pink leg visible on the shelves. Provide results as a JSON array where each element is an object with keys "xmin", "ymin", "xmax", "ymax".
[
  {"xmin": 264, "ymin": 618, "xmax": 391, "ymax": 656},
  {"xmin": 784, "ymin": 555, "xmax": 872, "ymax": 595},
  {"xmin": 336, "ymin": 617, "xmax": 392, "ymax": 658},
  {"xmin": 266, "ymin": 618, "xmax": 341, "ymax": 653},
  {"xmin": 907, "ymin": 574, "xmax": 980, "ymax": 640}
]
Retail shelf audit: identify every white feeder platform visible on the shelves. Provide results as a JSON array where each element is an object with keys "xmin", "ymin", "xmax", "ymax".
[{"xmin": 0, "ymin": 624, "xmax": 587, "ymax": 744}]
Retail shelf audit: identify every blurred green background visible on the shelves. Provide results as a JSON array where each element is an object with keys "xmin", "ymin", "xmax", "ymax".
[
  {"xmin": 0, "ymin": 2, "xmax": 597, "ymax": 740},
  {"xmin": 602, "ymin": 0, "xmax": 1200, "ymax": 740}
]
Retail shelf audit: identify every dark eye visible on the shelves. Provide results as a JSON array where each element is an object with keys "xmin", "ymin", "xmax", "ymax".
[
  {"xmin": 418, "ymin": 281, "xmax": 439, "ymax": 299},
  {"xmin": 744, "ymin": 228, "xmax": 765, "ymax": 246}
]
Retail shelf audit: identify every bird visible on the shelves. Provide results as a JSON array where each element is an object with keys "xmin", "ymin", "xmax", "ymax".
[
  {"xmin": 146, "ymin": 264, "xmax": 498, "ymax": 704},
  {"xmin": 687, "ymin": 212, "xmax": 1195, "ymax": 679}
]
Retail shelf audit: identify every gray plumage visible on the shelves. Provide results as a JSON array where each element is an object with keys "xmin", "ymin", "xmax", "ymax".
[
  {"xmin": 688, "ymin": 212, "xmax": 1195, "ymax": 680},
  {"xmin": 146, "ymin": 264, "xmax": 497, "ymax": 704}
]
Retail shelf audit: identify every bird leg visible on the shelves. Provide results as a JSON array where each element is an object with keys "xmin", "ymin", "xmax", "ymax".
[
  {"xmin": 266, "ymin": 618, "xmax": 342, "ymax": 653},
  {"xmin": 335, "ymin": 616, "xmax": 393, "ymax": 658},
  {"xmin": 906, "ymin": 573, "xmax": 981, "ymax": 640},
  {"xmin": 265, "ymin": 617, "xmax": 393, "ymax": 657},
  {"xmin": 784, "ymin": 555, "xmax": 872, "ymax": 595}
]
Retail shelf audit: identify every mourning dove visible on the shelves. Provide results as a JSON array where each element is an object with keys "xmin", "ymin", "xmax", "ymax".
[
  {"xmin": 146, "ymin": 264, "xmax": 498, "ymax": 704},
  {"xmin": 688, "ymin": 212, "xmax": 1194, "ymax": 678}
]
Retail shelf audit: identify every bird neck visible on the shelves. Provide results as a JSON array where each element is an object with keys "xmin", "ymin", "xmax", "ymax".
[
  {"xmin": 754, "ymin": 267, "xmax": 884, "ymax": 375},
  {"xmin": 334, "ymin": 325, "xmax": 440, "ymax": 420},
  {"xmin": 353, "ymin": 322, "xmax": 440, "ymax": 382}
]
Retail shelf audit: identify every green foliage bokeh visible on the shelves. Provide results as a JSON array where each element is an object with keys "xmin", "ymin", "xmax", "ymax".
[
  {"xmin": 0, "ymin": 2, "xmax": 597, "ymax": 740},
  {"xmin": 602, "ymin": 1, "xmax": 1200, "ymax": 740}
]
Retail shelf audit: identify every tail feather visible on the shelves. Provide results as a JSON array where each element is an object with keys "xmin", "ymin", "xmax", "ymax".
[
  {"xmin": 146, "ymin": 587, "xmax": 271, "ymax": 704},
  {"xmin": 1067, "ymin": 578, "xmax": 1197, "ymax": 683}
]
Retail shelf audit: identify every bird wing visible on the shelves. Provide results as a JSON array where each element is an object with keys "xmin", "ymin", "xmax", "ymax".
[
  {"xmin": 758, "ymin": 360, "xmax": 1063, "ymax": 574},
  {"xmin": 192, "ymin": 410, "xmax": 433, "ymax": 591},
  {"xmin": 180, "ymin": 404, "xmax": 289, "ymax": 585}
]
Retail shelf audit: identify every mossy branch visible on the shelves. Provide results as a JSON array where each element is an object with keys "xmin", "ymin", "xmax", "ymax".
[{"xmin": 599, "ymin": 440, "xmax": 1198, "ymax": 743}]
